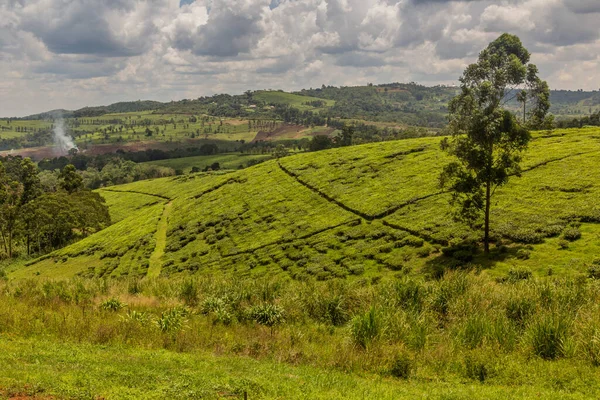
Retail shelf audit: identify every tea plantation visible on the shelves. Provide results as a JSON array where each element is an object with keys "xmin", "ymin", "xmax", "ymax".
[{"xmin": 11, "ymin": 127, "xmax": 600, "ymax": 281}]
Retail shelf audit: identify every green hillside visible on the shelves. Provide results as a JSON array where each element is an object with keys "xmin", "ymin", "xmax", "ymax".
[
  {"xmin": 141, "ymin": 153, "xmax": 272, "ymax": 173},
  {"xmin": 11, "ymin": 126, "xmax": 600, "ymax": 281}
]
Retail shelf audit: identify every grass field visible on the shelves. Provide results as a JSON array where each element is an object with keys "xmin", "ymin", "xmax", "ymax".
[
  {"xmin": 142, "ymin": 153, "xmax": 272, "ymax": 173},
  {"xmin": 2, "ymin": 274, "xmax": 600, "ymax": 399},
  {"xmin": 14, "ymin": 127, "xmax": 600, "ymax": 281},
  {"xmin": 253, "ymin": 91, "xmax": 335, "ymax": 111}
]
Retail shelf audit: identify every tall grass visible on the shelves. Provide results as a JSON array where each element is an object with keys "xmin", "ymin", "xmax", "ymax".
[{"xmin": 2, "ymin": 271, "xmax": 600, "ymax": 385}]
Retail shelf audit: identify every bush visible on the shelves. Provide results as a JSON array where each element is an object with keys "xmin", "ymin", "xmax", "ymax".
[
  {"xmin": 562, "ymin": 227, "xmax": 581, "ymax": 242},
  {"xmin": 100, "ymin": 298, "xmax": 125, "ymax": 312},
  {"xmin": 460, "ymin": 314, "xmax": 491, "ymax": 349},
  {"xmin": 350, "ymin": 307, "xmax": 382, "ymax": 349},
  {"xmin": 249, "ymin": 303, "xmax": 285, "ymax": 328},
  {"xmin": 156, "ymin": 306, "xmax": 189, "ymax": 333},
  {"xmin": 179, "ymin": 279, "xmax": 199, "ymax": 306},
  {"xmin": 516, "ymin": 249, "xmax": 530, "ymax": 260},
  {"xmin": 508, "ymin": 229, "xmax": 544, "ymax": 244},
  {"xmin": 389, "ymin": 352, "xmax": 414, "ymax": 379},
  {"xmin": 588, "ymin": 265, "xmax": 600, "ymax": 279},
  {"xmin": 558, "ymin": 239, "xmax": 570, "ymax": 250},
  {"xmin": 505, "ymin": 268, "xmax": 532, "ymax": 283},
  {"xmin": 394, "ymin": 279, "xmax": 424, "ymax": 312}
]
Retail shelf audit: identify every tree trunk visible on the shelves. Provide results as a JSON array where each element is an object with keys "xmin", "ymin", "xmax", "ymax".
[{"xmin": 484, "ymin": 180, "xmax": 491, "ymax": 254}]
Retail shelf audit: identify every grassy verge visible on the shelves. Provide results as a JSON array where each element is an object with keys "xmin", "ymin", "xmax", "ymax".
[
  {"xmin": 2, "ymin": 273, "xmax": 600, "ymax": 398},
  {"xmin": 0, "ymin": 336, "xmax": 594, "ymax": 400}
]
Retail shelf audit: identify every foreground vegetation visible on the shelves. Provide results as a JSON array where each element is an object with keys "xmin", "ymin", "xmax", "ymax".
[{"xmin": 1, "ymin": 272, "xmax": 600, "ymax": 398}]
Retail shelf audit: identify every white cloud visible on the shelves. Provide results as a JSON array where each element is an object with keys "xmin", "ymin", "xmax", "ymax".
[{"xmin": 1, "ymin": 0, "xmax": 600, "ymax": 116}]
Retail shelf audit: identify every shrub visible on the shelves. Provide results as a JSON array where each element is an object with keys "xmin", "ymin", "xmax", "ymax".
[
  {"xmin": 389, "ymin": 352, "xmax": 414, "ymax": 379},
  {"xmin": 528, "ymin": 314, "xmax": 570, "ymax": 360},
  {"xmin": 558, "ymin": 239, "xmax": 570, "ymax": 250},
  {"xmin": 350, "ymin": 307, "xmax": 382, "ymax": 349},
  {"xmin": 250, "ymin": 303, "xmax": 285, "ymax": 328},
  {"xmin": 201, "ymin": 297, "xmax": 225, "ymax": 315},
  {"xmin": 516, "ymin": 249, "xmax": 530, "ymax": 260},
  {"xmin": 156, "ymin": 306, "xmax": 189, "ymax": 333},
  {"xmin": 588, "ymin": 265, "xmax": 600, "ymax": 279},
  {"xmin": 508, "ymin": 229, "xmax": 544, "ymax": 244},
  {"xmin": 179, "ymin": 279, "xmax": 199, "ymax": 306},
  {"xmin": 100, "ymin": 298, "xmax": 125, "ymax": 312},
  {"xmin": 121, "ymin": 310, "xmax": 153, "ymax": 326},
  {"xmin": 580, "ymin": 325, "xmax": 600, "ymax": 366},
  {"xmin": 562, "ymin": 227, "xmax": 581, "ymax": 242},
  {"xmin": 127, "ymin": 279, "xmax": 142, "ymax": 295}
]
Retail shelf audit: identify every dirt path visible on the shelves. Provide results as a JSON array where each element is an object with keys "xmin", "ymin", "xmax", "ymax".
[{"xmin": 147, "ymin": 201, "xmax": 172, "ymax": 278}]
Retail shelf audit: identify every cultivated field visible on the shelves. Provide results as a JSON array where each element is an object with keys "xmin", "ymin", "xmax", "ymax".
[{"xmin": 14, "ymin": 127, "xmax": 600, "ymax": 281}]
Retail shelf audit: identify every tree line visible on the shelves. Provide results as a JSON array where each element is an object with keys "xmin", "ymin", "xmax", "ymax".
[{"xmin": 0, "ymin": 156, "xmax": 110, "ymax": 258}]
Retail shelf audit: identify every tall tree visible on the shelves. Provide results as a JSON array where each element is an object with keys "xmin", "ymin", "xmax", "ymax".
[
  {"xmin": 440, "ymin": 34, "xmax": 550, "ymax": 254},
  {"xmin": 59, "ymin": 164, "xmax": 83, "ymax": 194}
]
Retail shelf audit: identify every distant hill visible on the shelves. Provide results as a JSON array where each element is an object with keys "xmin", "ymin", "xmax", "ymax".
[
  {"xmin": 12, "ymin": 126, "xmax": 600, "ymax": 280},
  {"xmin": 18, "ymin": 84, "xmax": 600, "ymax": 128},
  {"xmin": 24, "ymin": 100, "xmax": 165, "ymax": 120}
]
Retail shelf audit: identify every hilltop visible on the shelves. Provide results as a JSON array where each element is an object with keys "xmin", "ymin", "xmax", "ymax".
[
  {"xmin": 11, "ymin": 126, "xmax": 600, "ymax": 281},
  {"xmin": 16, "ymin": 84, "xmax": 600, "ymax": 124}
]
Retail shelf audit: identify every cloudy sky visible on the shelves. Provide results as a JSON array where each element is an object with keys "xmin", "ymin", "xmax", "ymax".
[{"xmin": 1, "ymin": 0, "xmax": 599, "ymax": 117}]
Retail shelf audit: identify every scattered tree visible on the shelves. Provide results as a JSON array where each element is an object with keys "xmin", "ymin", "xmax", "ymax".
[{"xmin": 440, "ymin": 33, "xmax": 550, "ymax": 254}]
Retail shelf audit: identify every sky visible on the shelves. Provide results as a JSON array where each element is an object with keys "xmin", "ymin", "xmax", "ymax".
[{"xmin": 1, "ymin": 0, "xmax": 600, "ymax": 117}]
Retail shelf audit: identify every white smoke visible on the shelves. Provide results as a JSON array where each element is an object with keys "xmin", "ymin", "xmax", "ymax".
[{"xmin": 53, "ymin": 119, "xmax": 78, "ymax": 155}]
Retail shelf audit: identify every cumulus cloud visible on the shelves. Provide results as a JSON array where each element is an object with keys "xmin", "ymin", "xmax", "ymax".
[{"xmin": 1, "ymin": 0, "xmax": 599, "ymax": 116}]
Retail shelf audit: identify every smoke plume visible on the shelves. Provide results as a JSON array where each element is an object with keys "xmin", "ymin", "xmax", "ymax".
[{"xmin": 53, "ymin": 119, "xmax": 78, "ymax": 155}]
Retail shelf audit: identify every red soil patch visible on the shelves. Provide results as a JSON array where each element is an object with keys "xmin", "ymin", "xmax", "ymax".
[{"xmin": 0, "ymin": 139, "xmax": 222, "ymax": 161}]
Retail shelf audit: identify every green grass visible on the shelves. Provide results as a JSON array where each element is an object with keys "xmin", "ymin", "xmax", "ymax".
[
  {"xmin": 141, "ymin": 153, "xmax": 272, "ymax": 173},
  {"xmin": 2, "ymin": 274, "xmax": 600, "ymax": 399},
  {"xmin": 3, "ymin": 336, "xmax": 593, "ymax": 400},
  {"xmin": 147, "ymin": 202, "xmax": 172, "ymax": 278},
  {"xmin": 97, "ymin": 189, "xmax": 163, "ymax": 223},
  {"xmin": 253, "ymin": 91, "xmax": 335, "ymax": 110}
]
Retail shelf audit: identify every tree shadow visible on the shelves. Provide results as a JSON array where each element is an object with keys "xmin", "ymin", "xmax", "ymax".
[{"xmin": 423, "ymin": 240, "xmax": 531, "ymax": 279}]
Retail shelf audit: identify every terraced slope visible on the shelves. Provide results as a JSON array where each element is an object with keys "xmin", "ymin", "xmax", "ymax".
[{"xmin": 15, "ymin": 127, "xmax": 600, "ymax": 280}]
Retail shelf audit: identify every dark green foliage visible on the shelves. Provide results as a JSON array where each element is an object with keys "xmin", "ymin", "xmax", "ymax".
[
  {"xmin": 249, "ymin": 303, "xmax": 285, "ymax": 328},
  {"xmin": 516, "ymin": 249, "xmax": 530, "ymax": 260},
  {"xmin": 561, "ymin": 227, "xmax": 581, "ymax": 242},
  {"xmin": 389, "ymin": 353, "xmax": 414, "ymax": 379},
  {"xmin": 179, "ymin": 279, "xmax": 199, "ymax": 306},
  {"xmin": 59, "ymin": 164, "xmax": 83, "ymax": 194},
  {"xmin": 100, "ymin": 298, "xmax": 125, "ymax": 312},
  {"xmin": 309, "ymin": 135, "xmax": 334, "ymax": 152},
  {"xmin": 464, "ymin": 353, "xmax": 490, "ymax": 382}
]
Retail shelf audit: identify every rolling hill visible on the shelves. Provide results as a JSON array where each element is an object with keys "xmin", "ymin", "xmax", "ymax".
[{"xmin": 11, "ymin": 126, "xmax": 600, "ymax": 280}]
